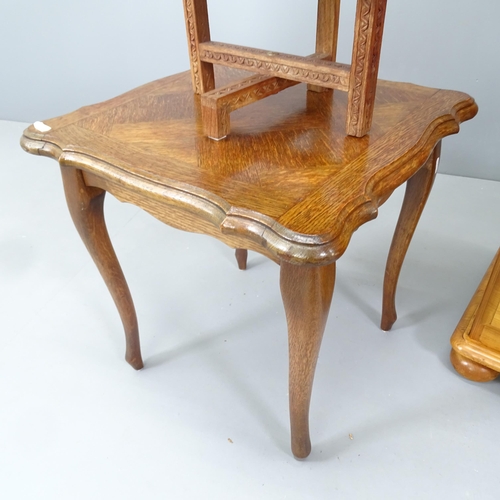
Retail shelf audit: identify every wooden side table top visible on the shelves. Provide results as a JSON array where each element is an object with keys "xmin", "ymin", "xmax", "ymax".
[{"xmin": 21, "ymin": 67, "xmax": 477, "ymax": 266}]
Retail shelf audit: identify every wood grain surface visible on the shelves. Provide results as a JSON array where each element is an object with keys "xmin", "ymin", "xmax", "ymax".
[
  {"xmin": 308, "ymin": 0, "xmax": 341, "ymax": 93},
  {"xmin": 381, "ymin": 142, "xmax": 440, "ymax": 331},
  {"xmin": 60, "ymin": 166, "xmax": 143, "ymax": 370},
  {"xmin": 280, "ymin": 261, "xmax": 336, "ymax": 458},
  {"xmin": 21, "ymin": 67, "xmax": 477, "ymax": 267}
]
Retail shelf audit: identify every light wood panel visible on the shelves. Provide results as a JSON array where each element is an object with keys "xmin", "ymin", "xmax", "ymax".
[{"xmin": 451, "ymin": 248, "xmax": 500, "ymax": 381}]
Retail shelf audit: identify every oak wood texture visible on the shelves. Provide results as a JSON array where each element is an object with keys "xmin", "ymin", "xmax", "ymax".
[
  {"xmin": 347, "ymin": 0, "xmax": 387, "ymax": 137},
  {"xmin": 201, "ymin": 72, "xmax": 301, "ymax": 140},
  {"xmin": 21, "ymin": 66, "xmax": 477, "ymax": 458},
  {"xmin": 200, "ymin": 54, "xmax": 330, "ymax": 140},
  {"xmin": 183, "ymin": 0, "xmax": 387, "ymax": 139},
  {"xmin": 280, "ymin": 262, "xmax": 336, "ymax": 459},
  {"xmin": 308, "ymin": 0, "xmax": 341, "ymax": 93},
  {"xmin": 381, "ymin": 142, "xmax": 440, "ymax": 331},
  {"xmin": 20, "ymin": 69, "xmax": 477, "ymax": 267},
  {"xmin": 183, "ymin": 0, "xmax": 215, "ymax": 94},
  {"xmin": 451, "ymin": 248, "xmax": 500, "ymax": 382},
  {"xmin": 60, "ymin": 166, "xmax": 143, "ymax": 370}
]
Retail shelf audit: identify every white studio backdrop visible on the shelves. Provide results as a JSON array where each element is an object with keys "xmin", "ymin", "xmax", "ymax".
[{"xmin": 2, "ymin": 0, "xmax": 499, "ymax": 181}]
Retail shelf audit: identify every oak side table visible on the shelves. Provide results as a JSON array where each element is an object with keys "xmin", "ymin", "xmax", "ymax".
[{"xmin": 21, "ymin": 66, "xmax": 477, "ymax": 458}]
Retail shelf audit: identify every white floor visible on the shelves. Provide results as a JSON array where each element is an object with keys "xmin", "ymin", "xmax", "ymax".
[{"xmin": 1, "ymin": 119, "xmax": 500, "ymax": 499}]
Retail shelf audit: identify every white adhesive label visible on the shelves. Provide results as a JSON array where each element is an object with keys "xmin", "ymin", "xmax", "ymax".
[{"xmin": 33, "ymin": 121, "xmax": 51, "ymax": 132}]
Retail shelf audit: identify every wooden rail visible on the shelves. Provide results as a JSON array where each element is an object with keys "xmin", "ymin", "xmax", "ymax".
[{"xmin": 199, "ymin": 42, "xmax": 350, "ymax": 92}]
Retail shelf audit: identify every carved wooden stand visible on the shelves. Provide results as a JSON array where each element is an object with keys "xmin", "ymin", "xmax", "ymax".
[{"xmin": 183, "ymin": 0, "xmax": 387, "ymax": 140}]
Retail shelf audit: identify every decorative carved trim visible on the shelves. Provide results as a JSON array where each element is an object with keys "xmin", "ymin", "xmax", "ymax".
[
  {"xmin": 225, "ymin": 79, "xmax": 292, "ymax": 109},
  {"xmin": 365, "ymin": 2, "xmax": 386, "ymax": 120},
  {"xmin": 184, "ymin": 0, "xmax": 202, "ymax": 94},
  {"xmin": 347, "ymin": 0, "xmax": 387, "ymax": 136},
  {"xmin": 199, "ymin": 44, "xmax": 350, "ymax": 91},
  {"xmin": 205, "ymin": 74, "xmax": 271, "ymax": 101},
  {"xmin": 349, "ymin": 0, "xmax": 373, "ymax": 128},
  {"xmin": 201, "ymin": 49, "xmax": 348, "ymax": 88}
]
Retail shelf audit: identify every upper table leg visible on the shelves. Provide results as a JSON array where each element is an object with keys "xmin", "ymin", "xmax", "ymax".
[
  {"xmin": 280, "ymin": 261, "xmax": 336, "ymax": 459},
  {"xmin": 381, "ymin": 142, "xmax": 441, "ymax": 331},
  {"xmin": 60, "ymin": 166, "xmax": 143, "ymax": 369}
]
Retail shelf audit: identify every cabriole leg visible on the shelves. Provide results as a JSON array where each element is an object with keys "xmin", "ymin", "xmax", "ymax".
[
  {"xmin": 381, "ymin": 142, "xmax": 441, "ymax": 331},
  {"xmin": 60, "ymin": 166, "xmax": 143, "ymax": 370},
  {"xmin": 280, "ymin": 261, "xmax": 336, "ymax": 459}
]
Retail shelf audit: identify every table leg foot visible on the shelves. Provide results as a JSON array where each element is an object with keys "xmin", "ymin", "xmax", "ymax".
[
  {"xmin": 280, "ymin": 261, "xmax": 336, "ymax": 458},
  {"xmin": 60, "ymin": 166, "xmax": 143, "ymax": 370},
  {"xmin": 450, "ymin": 349, "xmax": 499, "ymax": 382},
  {"xmin": 235, "ymin": 248, "xmax": 248, "ymax": 270}
]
